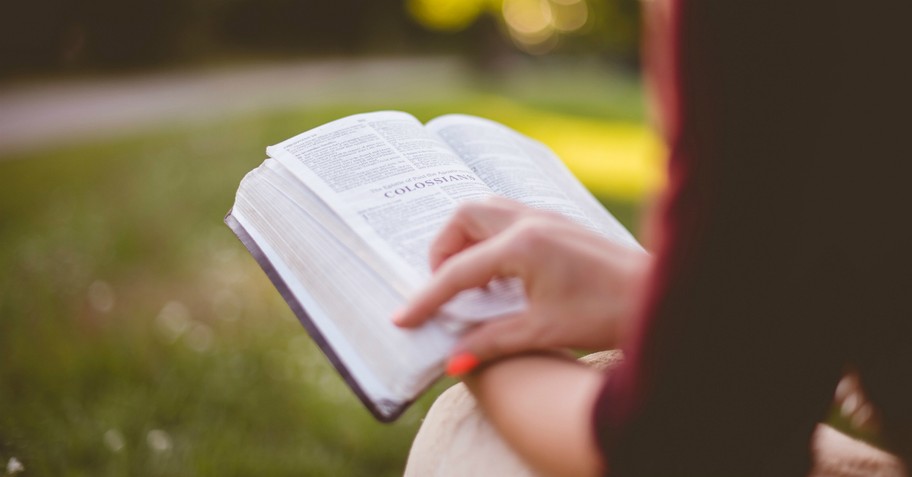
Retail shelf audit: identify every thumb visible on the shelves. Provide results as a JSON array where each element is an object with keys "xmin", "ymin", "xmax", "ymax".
[{"xmin": 447, "ymin": 314, "xmax": 540, "ymax": 375}]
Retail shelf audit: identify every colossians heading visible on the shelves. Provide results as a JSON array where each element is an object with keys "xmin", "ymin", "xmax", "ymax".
[{"xmin": 383, "ymin": 174, "xmax": 477, "ymax": 198}]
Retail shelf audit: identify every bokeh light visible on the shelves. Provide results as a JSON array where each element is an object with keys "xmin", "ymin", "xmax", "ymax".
[
  {"xmin": 406, "ymin": 0, "xmax": 491, "ymax": 31},
  {"xmin": 551, "ymin": 0, "xmax": 590, "ymax": 32},
  {"xmin": 503, "ymin": 0, "xmax": 556, "ymax": 53},
  {"xmin": 408, "ymin": 0, "xmax": 609, "ymax": 56}
]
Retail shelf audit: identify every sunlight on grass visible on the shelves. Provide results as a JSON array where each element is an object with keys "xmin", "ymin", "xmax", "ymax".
[{"xmin": 468, "ymin": 97, "xmax": 665, "ymax": 200}]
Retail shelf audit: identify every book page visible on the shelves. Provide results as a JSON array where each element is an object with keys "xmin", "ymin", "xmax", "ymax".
[
  {"xmin": 427, "ymin": 114, "xmax": 641, "ymax": 250},
  {"xmin": 231, "ymin": 161, "xmax": 458, "ymax": 407},
  {"xmin": 267, "ymin": 112, "xmax": 490, "ymax": 285},
  {"xmin": 266, "ymin": 111, "xmax": 525, "ymax": 321}
]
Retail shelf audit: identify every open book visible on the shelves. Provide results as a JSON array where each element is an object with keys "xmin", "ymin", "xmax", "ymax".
[{"xmin": 226, "ymin": 111, "xmax": 640, "ymax": 421}]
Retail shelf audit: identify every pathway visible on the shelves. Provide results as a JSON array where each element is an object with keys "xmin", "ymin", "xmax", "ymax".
[{"xmin": 0, "ymin": 56, "xmax": 473, "ymax": 157}]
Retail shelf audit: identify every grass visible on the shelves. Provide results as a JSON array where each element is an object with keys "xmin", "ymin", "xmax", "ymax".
[{"xmin": 0, "ymin": 70, "xmax": 660, "ymax": 476}]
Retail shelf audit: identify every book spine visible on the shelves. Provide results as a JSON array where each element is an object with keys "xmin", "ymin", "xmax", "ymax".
[{"xmin": 224, "ymin": 209, "xmax": 406, "ymax": 422}]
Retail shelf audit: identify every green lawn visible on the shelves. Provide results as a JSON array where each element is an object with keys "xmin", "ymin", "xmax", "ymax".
[{"xmin": 0, "ymin": 71, "xmax": 660, "ymax": 476}]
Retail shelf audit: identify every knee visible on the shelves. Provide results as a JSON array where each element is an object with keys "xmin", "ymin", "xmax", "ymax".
[{"xmin": 404, "ymin": 383, "xmax": 538, "ymax": 477}]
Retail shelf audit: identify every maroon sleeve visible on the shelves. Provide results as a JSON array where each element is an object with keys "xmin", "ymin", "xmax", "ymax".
[{"xmin": 593, "ymin": 1, "xmax": 912, "ymax": 475}]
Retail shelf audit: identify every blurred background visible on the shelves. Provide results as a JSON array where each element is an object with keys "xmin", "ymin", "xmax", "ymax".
[{"xmin": 0, "ymin": 0, "xmax": 663, "ymax": 475}]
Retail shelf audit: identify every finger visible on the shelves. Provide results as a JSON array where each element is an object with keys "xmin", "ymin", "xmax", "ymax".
[
  {"xmin": 455, "ymin": 314, "xmax": 541, "ymax": 364},
  {"xmin": 428, "ymin": 214, "xmax": 478, "ymax": 271},
  {"xmin": 429, "ymin": 199, "xmax": 526, "ymax": 270},
  {"xmin": 396, "ymin": 233, "xmax": 520, "ymax": 327}
]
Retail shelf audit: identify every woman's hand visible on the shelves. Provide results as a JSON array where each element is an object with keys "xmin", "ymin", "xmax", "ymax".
[{"xmin": 393, "ymin": 197, "xmax": 650, "ymax": 371}]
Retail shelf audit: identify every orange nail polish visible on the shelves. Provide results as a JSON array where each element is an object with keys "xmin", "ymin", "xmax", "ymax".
[{"xmin": 445, "ymin": 352, "xmax": 480, "ymax": 376}]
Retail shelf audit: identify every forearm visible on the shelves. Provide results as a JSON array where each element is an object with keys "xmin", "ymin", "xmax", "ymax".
[{"xmin": 463, "ymin": 354, "xmax": 607, "ymax": 477}]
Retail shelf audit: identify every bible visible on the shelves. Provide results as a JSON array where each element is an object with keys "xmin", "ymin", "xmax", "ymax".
[{"xmin": 225, "ymin": 111, "xmax": 640, "ymax": 421}]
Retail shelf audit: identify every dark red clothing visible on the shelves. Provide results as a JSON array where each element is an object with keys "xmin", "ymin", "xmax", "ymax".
[{"xmin": 593, "ymin": 1, "xmax": 912, "ymax": 475}]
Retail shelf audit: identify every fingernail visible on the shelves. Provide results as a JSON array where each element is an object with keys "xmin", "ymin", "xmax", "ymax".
[
  {"xmin": 391, "ymin": 308, "xmax": 406, "ymax": 325},
  {"xmin": 445, "ymin": 352, "xmax": 480, "ymax": 377}
]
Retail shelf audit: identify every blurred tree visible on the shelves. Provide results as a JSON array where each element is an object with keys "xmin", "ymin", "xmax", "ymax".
[
  {"xmin": 215, "ymin": 0, "xmax": 373, "ymax": 54},
  {"xmin": 0, "ymin": 0, "xmax": 640, "ymax": 78},
  {"xmin": 76, "ymin": 0, "xmax": 191, "ymax": 67},
  {"xmin": 1, "ymin": 0, "xmax": 194, "ymax": 75},
  {"xmin": 0, "ymin": 0, "xmax": 74, "ymax": 74}
]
